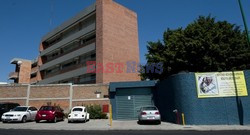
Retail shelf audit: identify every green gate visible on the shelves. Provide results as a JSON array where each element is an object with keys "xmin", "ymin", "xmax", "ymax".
[{"xmin": 115, "ymin": 88, "xmax": 154, "ymax": 120}]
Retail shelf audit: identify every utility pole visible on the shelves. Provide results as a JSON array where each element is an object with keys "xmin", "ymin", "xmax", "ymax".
[{"xmin": 238, "ymin": 0, "xmax": 250, "ymax": 46}]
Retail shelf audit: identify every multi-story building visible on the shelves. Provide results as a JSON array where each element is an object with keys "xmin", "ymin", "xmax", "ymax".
[
  {"xmin": 9, "ymin": 58, "xmax": 38, "ymax": 84},
  {"xmin": 9, "ymin": 0, "xmax": 140, "ymax": 84}
]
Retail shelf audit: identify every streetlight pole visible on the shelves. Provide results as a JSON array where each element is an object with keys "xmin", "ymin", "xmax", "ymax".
[{"xmin": 238, "ymin": 0, "xmax": 250, "ymax": 46}]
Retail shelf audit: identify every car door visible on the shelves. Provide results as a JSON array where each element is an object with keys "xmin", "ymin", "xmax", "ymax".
[
  {"xmin": 3, "ymin": 104, "xmax": 9, "ymax": 113},
  {"xmin": 84, "ymin": 108, "xmax": 87, "ymax": 119},
  {"xmin": 54, "ymin": 107, "xmax": 60, "ymax": 119},
  {"xmin": 58, "ymin": 107, "xmax": 64, "ymax": 120},
  {"xmin": 0, "ymin": 104, "xmax": 8, "ymax": 117},
  {"xmin": 27, "ymin": 107, "xmax": 33, "ymax": 120},
  {"xmin": 31, "ymin": 107, "xmax": 37, "ymax": 120},
  {"xmin": 59, "ymin": 107, "xmax": 64, "ymax": 120}
]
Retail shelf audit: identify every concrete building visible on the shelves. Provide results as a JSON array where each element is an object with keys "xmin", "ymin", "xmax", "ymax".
[
  {"xmin": 9, "ymin": 58, "xmax": 38, "ymax": 84},
  {"xmin": 9, "ymin": 0, "xmax": 140, "ymax": 84}
]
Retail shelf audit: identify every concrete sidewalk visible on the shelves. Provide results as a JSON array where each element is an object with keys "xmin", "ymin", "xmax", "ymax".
[{"xmin": 0, "ymin": 120, "xmax": 250, "ymax": 131}]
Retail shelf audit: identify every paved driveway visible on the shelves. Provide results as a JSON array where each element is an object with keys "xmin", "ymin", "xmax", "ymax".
[
  {"xmin": 1, "ymin": 129, "xmax": 250, "ymax": 135},
  {"xmin": 1, "ymin": 119, "xmax": 250, "ymax": 131}
]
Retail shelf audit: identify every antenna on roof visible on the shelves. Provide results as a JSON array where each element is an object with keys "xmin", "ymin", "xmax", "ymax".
[{"xmin": 49, "ymin": 0, "xmax": 55, "ymax": 31}]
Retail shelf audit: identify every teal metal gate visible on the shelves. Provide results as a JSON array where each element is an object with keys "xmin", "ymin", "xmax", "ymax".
[{"xmin": 115, "ymin": 88, "xmax": 154, "ymax": 120}]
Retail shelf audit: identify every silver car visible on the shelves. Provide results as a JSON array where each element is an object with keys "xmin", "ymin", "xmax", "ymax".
[{"xmin": 138, "ymin": 106, "xmax": 161, "ymax": 124}]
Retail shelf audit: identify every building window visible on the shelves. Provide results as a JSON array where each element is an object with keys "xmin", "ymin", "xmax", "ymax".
[
  {"xmin": 61, "ymin": 60, "xmax": 77, "ymax": 69},
  {"xmin": 30, "ymin": 74, "xmax": 37, "ymax": 78},
  {"xmin": 104, "ymin": 95, "xmax": 109, "ymax": 98}
]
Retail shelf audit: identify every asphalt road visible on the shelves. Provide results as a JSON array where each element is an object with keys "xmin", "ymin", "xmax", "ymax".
[{"xmin": 0, "ymin": 129, "xmax": 250, "ymax": 135}]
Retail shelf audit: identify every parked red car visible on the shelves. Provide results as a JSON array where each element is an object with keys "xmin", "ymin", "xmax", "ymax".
[{"xmin": 35, "ymin": 106, "xmax": 64, "ymax": 123}]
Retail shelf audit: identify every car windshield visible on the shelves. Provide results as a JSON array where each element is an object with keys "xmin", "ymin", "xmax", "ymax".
[
  {"xmin": 142, "ymin": 107, "xmax": 157, "ymax": 111},
  {"xmin": 40, "ymin": 106, "xmax": 53, "ymax": 111},
  {"xmin": 72, "ymin": 108, "xmax": 83, "ymax": 112},
  {"xmin": 12, "ymin": 107, "xmax": 28, "ymax": 112}
]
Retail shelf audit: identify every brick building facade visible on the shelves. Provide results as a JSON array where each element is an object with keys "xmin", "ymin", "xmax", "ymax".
[
  {"xmin": 9, "ymin": 58, "xmax": 34, "ymax": 84},
  {"xmin": 9, "ymin": 0, "xmax": 140, "ymax": 85}
]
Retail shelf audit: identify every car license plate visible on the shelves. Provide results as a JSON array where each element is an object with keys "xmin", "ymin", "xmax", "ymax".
[
  {"xmin": 42, "ymin": 114, "xmax": 46, "ymax": 117},
  {"xmin": 147, "ymin": 116, "xmax": 155, "ymax": 119},
  {"xmin": 74, "ymin": 114, "xmax": 78, "ymax": 117},
  {"xmin": 6, "ymin": 118, "xmax": 11, "ymax": 121}
]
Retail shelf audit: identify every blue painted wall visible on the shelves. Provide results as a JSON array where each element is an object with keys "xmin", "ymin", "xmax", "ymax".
[{"xmin": 156, "ymin": 70, "xmax": 250, "ymax": 125}]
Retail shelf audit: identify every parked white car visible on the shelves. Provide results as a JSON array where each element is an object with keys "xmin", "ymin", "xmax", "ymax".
[
  {"xmin": 138, "ymin": 106, "xmax": 161, "ymax": 124},
  {"xmin": 1, "ymin": 106, "xmax": 38, "ymax": 123},
  {"xmin": 68, "ymin": 106, "xmax": 89, "ymax": 123}
]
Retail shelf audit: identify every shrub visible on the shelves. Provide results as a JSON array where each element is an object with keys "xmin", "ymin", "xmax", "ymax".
[
  {"xmin": 86, "ymin": 105, "xmax": 108, "ymax": 119},
  {"xmin": 64, "ymin": 112, "xmax": 69, "ymax": 118}
]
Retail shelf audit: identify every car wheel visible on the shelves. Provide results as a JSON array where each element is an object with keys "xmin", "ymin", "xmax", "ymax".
[
  {"xmin": 138, "ymin": 120, "xmax": 142, "ymax": 125},
  {"xmin": 22, "ymin": 116, "xmax": 27, "ymax": 123},
  {"xmin": 35, "ymin": 120, "xmax": 39, "ymax": 123},
  {"xmin": 53, "ymin": 117, "xmax": 57, "ymax": 123},
  {"xmin": 68, "ymin": 120, "xmax": 71, "ymax": 123},
  {"xmin": 157, "ymin": 120, "xmax": 161, "ymax": 125},
  {"xmin": 2, "ymin": 121, "xmax": 7, "ymax": 123},
  {"xmin": 83, "ymin": 117, "xmax": 87, "ymax": 123}
]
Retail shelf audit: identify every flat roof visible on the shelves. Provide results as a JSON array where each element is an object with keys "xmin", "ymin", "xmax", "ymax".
[
  {"xmin": 10, "ymin": 58, "xmax": 31, "ymax": 64},
  {"xmin": 41, "ymin": 3, "xmax": 96, "ymax": 42},
  {"xmin": 109, "ymin": 81, "xmax": 156, "ymax": 92}
]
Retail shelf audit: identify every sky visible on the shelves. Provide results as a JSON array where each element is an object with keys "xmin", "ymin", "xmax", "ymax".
[{"xmin": 0, "ymin": 0, "xmax": 250, "ymax": 82}]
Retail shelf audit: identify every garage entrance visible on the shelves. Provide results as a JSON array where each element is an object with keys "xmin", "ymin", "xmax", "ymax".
[
  {"xmin": 109, "ymin": 81, "xmax": 156, "ymax": 120},
  {"xmin": 115, "ymin": 88, "xmax": 154, "ymax": 120}
]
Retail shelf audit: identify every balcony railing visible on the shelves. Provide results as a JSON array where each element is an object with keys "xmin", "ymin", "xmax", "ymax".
[
  {"xmin": 31, "ymin": 67, "xmax": 39, "ymax": 74},
  {"xmin": 43, "ymin": 59, "xmax": 95, "ymax": 79},
  {"xmin": 30, "ymin": 77, "xmax": 37, "ymax": 84},
  {"xmin": 9, "ymin": 72, "xmax": 18, "ymax": 79},
  {"xmin": 43, "ymin": 39, "xmax": 96, "ymax": 64}
]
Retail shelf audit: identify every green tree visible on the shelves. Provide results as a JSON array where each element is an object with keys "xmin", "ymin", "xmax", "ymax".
[{"xmin": 141, "ymin": 16, "xmax": 250, "ymax": 80}]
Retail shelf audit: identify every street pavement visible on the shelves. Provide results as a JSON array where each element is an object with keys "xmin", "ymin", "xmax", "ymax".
[
  {"xmin": 1, "ymin": 119, "xmax": 250, "ymax": 131},
  {"xmin": 0, "ymin": 129, "xmax": 250, "ymax": 135}
]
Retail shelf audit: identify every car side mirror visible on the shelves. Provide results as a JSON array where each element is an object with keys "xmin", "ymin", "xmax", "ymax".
[{"xmin": 10, "ymin": 109, "xmax": 13, "ymax": 111}]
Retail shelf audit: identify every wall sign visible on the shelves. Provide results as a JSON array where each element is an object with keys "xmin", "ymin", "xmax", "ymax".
[{"xmin": 195, "ymin": 71, "xmax": 248, "ymax": 98}]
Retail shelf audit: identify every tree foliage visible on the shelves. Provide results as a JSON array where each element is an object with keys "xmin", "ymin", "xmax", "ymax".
[{"xmin": 141, "ymin": 16, "xmax": 250, "ymax": 80}]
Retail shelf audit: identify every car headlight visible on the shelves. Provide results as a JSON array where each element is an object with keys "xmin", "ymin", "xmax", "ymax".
[
  {"xmin": 68, "ymin": 114, "xmax": 71, "ymax": 117},
  {"xmin": 17, "ymin": 114, "xmax": 21, "ymax": 116}
]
